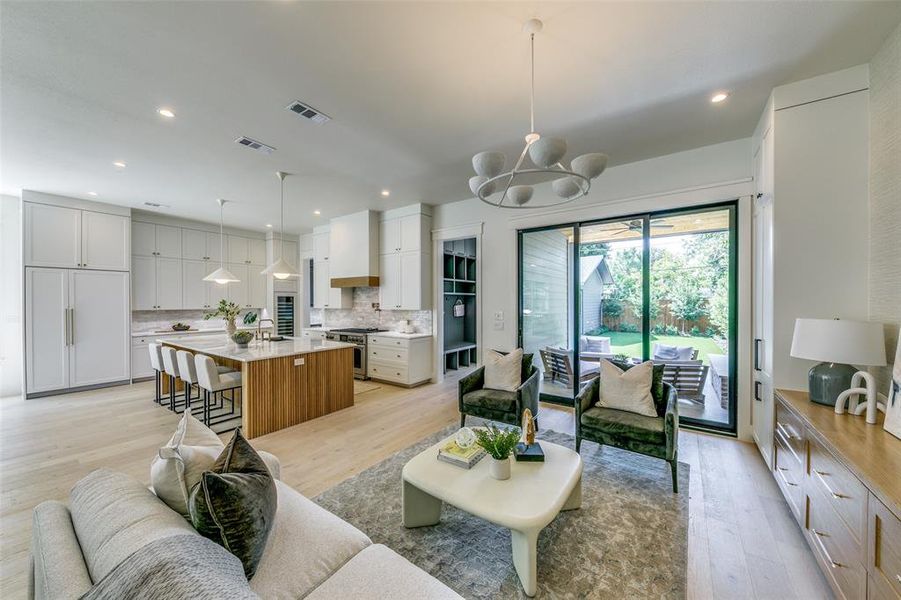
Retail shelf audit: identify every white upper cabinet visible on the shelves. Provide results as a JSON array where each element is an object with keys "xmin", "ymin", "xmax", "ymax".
[
  {"xmin": 81, "ymin": 211, "xmax": 130, "ymax": 271},
  {"xmin": 379, "ymin": 254, "xmax": 400, "ymax": 309},
  {"xmin": 379, "ymin": 251, "xmax": 430, "ymax": 310},
  {"xmin": 133, "ymin": 222, "xmax": 181, "ymax": 258},
  {"xmin": 380, "ymin": 213, "xmax": 426, "ymax": 254},
  {"xmin": 181, "ymin": 229, "xmax": 208, "ymax": 260},
  {"xmin": 182, "ymin": 259, "xmax": 211, "ymax": 309},
  {"xmin": 24, "ymin": 203, "xmax": 82, "ymax": 268},
  {"xmin": 25, "ymin": 203, "xmax": 129, "ymax": 271},
  {"xmin": 313, "ymin": 229, "xmax": 330, "ymax": 262},
  {"xmin": 227, "ymin": 236, "xmax": 266, "ymax": 265},
  {"xmin": 155, "ymin": 258, "xmax": 183, "ymax": 310},
  {"xmin": 226, "ymin": 263, "xmax": 249, "ymax": 307},
  {"xmin": 131, "ymin": 256, "xmax": 156, "ymax": 310},
  {"xmin": 132, "ymin": 255, "xmax": 182, "ymax": 310},
  {"xmin": 329, "ymin": 211, "xmax": 378, "ymax": 280},
  {"xmin": 249, "ymin": 268, "xmax": 268, "ymax": 309},
  {"xmin": 281, "ymin": 240, "xmax": 299, "ymax": 268},
  {"xmin": 207, "ymin": 233, "xmax": 223, "ymax": 262}
]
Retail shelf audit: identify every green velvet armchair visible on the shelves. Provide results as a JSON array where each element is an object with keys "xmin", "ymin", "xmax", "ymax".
[
  {"xmin": 575, "ymin": 369, "xmax": 680, "ymax": 493},
  {"xmin": 459, "ymin": 352, "xmax": 540, "ymax": 430}
]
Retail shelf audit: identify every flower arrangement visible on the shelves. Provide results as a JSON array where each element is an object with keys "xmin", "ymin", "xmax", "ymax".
[{"xmin": 204, "ymin": 299, "xmax": 242, "ymax": 336}]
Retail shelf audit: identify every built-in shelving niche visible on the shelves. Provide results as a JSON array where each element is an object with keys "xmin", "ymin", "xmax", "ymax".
[{"xmin": 443, "ymin": 238, "xmax": 477, "ymax": 373}]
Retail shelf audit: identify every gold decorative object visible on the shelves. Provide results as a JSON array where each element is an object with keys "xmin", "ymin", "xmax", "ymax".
[{"xmin": 522, "ymin": 408, "xmax": 536, "ymax": 446}]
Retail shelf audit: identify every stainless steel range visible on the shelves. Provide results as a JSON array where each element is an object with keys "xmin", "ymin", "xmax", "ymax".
[{"xmin": 324, "ymin": 328, "xmax": 386, "ymax": 380}]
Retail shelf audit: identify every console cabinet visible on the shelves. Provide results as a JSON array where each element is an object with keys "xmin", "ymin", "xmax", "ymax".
[{"xmin": 773, "ymin": 390, "xmax": 901, "ymax": 600}]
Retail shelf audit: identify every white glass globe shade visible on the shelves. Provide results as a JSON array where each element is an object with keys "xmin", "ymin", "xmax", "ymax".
[
  {"xmin": 472, "ymin": 151, "xmax": 506, "ymax": 178},
  {"xmin": 528, "ymin": 137, "xmax": 567, "ymax": 168},
  {"xmin": 469, "ymin": 175, "xmax": 495, "ymax": 197},
  {"xmin": 508, "ymin": 185, "xmax": 534, "ymax": 206},
  {"xmin": 571, "ymin": 153, "xmax": 608, "ymax": 180},
  {"xmin": 553, "ymin": 177, "xmax": 582, "ymax": 199}
]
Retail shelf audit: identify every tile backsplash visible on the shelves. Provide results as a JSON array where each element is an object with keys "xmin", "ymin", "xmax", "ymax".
[
  {"xmin": 132, "ymin": 309, "xmax": 259, "ymax": 333},
  {"xmin": 320, "ymin": 287, "xmax": 432, "ymax": 333}
]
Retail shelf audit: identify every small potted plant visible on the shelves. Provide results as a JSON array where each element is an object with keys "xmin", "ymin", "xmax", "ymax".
[
  {"xmin": 232, "ymin": 330, "xmax": 254, "ymax": 348},
  {"xmin": 204, "ymin": 299, "xmax": 243, "ymax": 337},
  {"xmin": 474, "ymin": 424, "xmax": 522, "ymax": 480}
]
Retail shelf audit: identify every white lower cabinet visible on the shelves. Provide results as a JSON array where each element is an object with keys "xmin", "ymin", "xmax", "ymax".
[
  {"xmin": 131, "ymin": 336, "xmax": 154, "ymax": 379},
  {"xmin": 25, "ymin": 268, "xmax": 130, "ymax": 395},
  {"xmin": 367, "ymin": 335, "xmax": 432, "ymax": 386}
]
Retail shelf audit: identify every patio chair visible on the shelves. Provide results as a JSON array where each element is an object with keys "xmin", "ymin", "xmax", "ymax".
[
  {"xmin": 539, "ymin": 347, "xmax": 600, "ymax": 387},
  {"xmin": 578, "ymin": 335, "xmax": 614, "ymax": 361},
  {"xmin": 651, "ymin": 342, "xmax": 698, "ymax": 361},
  {"xmin": 652, "ymin": 359, "xmax": 709, "ymax": 403}
]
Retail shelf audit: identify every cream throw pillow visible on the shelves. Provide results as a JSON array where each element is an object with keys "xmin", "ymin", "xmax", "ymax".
[
  {"xmin": 484, "ymin": 348, "xmax": 523, "ymax": 392},
  {"xmin": 597, "ymin": 359, "xmax": 658, "ymax": 417},
  {"xmin": 150, "ymin": 410, "xmax": 280, "ymax": 518}
]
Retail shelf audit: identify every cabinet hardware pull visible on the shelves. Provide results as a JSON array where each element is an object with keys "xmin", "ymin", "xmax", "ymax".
[
  {"xmin": 776, "ymin": 421, "xmax": 799, "ymax": 441},
  {"xmin": 811, "ymin": 529, "xmax": 842, "ymax": 568},
  {"xmin": 754, "ymin": 381, "xmax": 762, "ymax": 401},
  {"xmin": 64, "ymin": 309, "xmax": 70, "ymax": 346},
  {"xmin": 753, "ymin": 338, "xmax": 762, "ymax": 371},
  {"xmin": 69, "ymin": 308, "xmax": 75, "ymax": 344},
  {"xmin": 813, "ymin": 470, "xmax": 847, "ymax": 499}
]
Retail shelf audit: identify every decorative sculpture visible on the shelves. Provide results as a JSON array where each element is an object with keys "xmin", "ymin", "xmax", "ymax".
[
  {"xmin": 522, "ymin": 408, "xmax": 536, "ymax": 446},
  {"xmin": 514, "ymin": 408, "xmax": 544, "ymax": 462}
]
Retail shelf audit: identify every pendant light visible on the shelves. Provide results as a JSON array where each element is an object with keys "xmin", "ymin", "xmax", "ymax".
[
  {"xmin": 203, "ymin": 199, "xmax": 240, "ymax": 284},
  {"xmin": 262, "ymin": 171, "xmax": 299, "ymax": 279}
]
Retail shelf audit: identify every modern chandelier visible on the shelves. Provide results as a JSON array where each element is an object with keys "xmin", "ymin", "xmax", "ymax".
[
  {"xmin": 262, "ymin": 171, "xmax": 299, "ymax": 279},
  {"xmin": 469, "ymin": 18, "xmax": 609, "ymax": 209},
  {"xmin": 203, "ymin": 198, "xmax": 240, "ymax": 284}
]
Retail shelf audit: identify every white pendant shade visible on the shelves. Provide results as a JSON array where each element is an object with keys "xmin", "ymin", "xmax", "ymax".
[
  {"xmin": 261, "ymin": 257, "xmax": 298, "ymax": 279},
  {"xmin": 204, "ymin": 198, "xmax": 239, "ymax": 284},
  {"xmin": 203, "ymin": 266, "xmax": 240, "ymax": 285},
  {"xmin": 263, "ymin": 171, "xmax": 299, "ymax": 279}
]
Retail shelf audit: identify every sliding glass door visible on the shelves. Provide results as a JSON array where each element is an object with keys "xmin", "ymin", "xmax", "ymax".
[{"xmin": 518, "ymin": 202, "xmax": 737, "ymax": 433}]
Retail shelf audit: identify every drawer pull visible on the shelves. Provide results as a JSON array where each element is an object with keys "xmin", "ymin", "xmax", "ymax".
[
  {"xmin": 813, "ymin": 470, "xmax": 848, "ymax": 499},
  {"xmin": 811, "ymin": 529, "xmax": 843, "ymax": 569},
  {"xmin": 776, "ymin": 421, "xmax": 799, "ymax": 441}
]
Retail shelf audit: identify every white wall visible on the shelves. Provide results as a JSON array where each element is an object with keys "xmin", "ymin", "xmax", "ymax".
[
  {"xmin": 433, "ymin": 138, "xmax": 755, "ymax": 438},
  {"xmin": 0, "ymin": 194, "xmax": 22, "ymax": 397}
]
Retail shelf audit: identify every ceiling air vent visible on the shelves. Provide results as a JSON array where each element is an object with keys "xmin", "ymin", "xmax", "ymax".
[
  {"xmin": 235, "ymin": 136, "xmax": 276, "ymax": 154},
  {"xmin": 286, "ymin": 100, "xmax": 331, "ymax": 124},
  {"xmin": 143, "ymin": 201, "xmax": 170, "ymax": 209}
]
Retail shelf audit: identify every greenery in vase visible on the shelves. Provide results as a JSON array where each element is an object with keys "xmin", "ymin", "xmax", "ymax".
[
  {"xmin": 613, "ymin": 353, "xmax": 631, "ymax": 363},
  {"xmin": 203, "ymin": 299, "xmax": 242, "ymax": 323},
  {"xmin": 474, "ymin": 424, "xmax": 521, "ymax": 460}
]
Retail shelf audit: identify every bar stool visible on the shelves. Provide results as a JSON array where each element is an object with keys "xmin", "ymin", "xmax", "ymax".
[
  {"xmin": 160, "ymin": 346, "xmax": 184, "ymax": 412},
  {"xmin": 148, "ymin": 343, "xmax": 164, "ymax": 404},
  {"xmin": 195, "ymin": 354, "xmax": 243, "ymax": 427},
  {"xmin": 176, "ymin": 350, "xmax": 234, "ymax": 416}
]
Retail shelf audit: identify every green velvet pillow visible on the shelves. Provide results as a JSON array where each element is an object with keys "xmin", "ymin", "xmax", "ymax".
[
  {"xmin": 610, "ymin": 360, "xmax": 666, "ymax": 417},
  {"xmin": 189, "ymin": 429, "xmax": 277, "ymax": 578}
]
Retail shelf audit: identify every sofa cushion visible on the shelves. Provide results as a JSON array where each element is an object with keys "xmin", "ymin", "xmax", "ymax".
[
  {"xmin": 581, "ymin": 406, "xmax": 665, "ymax": 446},
  {"xmin": 82, "ymin": 534, "xmax": 260, "ymax": 600},
  {"xmin": 69, "ymin": 468, "xmax": 198, "ymax": 582},
  {"xmin": 611, "ymin": 360, "xmax": 667, "ymax": 416},
  {"xmin": 31, "ymin": 500, "xmax": 93, "ymax": 600},
  {"xmin": 305, "ymin": 544, "xmax": 461, "ymax": 600},
  {"xmin": 597, "ymin": 360, "xmax": 657, "ymax": 417},
  {"xmin": 462, "ymin": 388, "xmax": 517, "ymax": 413},
  {"xmin": 249, "ymin": 480, "xmax": 371, "ymax": 599},
  {"xmin": 151, "ymin": 410, "xmax": 281, "ymax": 519},
  {"xmin": 189, "ymin": 429, "xmax": 277, "ymax": 579}
]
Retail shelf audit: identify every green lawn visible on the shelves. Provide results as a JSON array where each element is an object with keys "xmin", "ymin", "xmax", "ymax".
[{"xmin": 602, "ymin": 332, "xmax": 725, "ymax": 365}]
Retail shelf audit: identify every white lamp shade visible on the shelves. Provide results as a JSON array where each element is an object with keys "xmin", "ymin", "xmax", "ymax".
[
  {"xmin": 472, "ymin": 151, "xmax": 506, "ymax": 178},
  {"xmin": 790, "ymin": 318, "xmax": 886, "ymax": 366},
  {"xmin": 203, "ymin": 266, "xmax": 240, "ymax": 284},
  {"xmin": 261, "ymin": 257, "xmax": 299, "ymax": 279}
]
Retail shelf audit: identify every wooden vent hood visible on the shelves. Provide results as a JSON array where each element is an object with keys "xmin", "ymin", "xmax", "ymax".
[{"xmin": 329, "ymin": 210, "xmax": 379, "ymax": 288}]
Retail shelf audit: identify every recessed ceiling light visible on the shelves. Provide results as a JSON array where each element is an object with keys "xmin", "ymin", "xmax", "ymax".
[
  {"xmin": 265, "ymin": 223, "xmax": 273, "ymax": 228},
  {"xmin": 157, "ymin": 107, "xmax": 175, "ymax": 118},
  {"xmin": 87, "ymin": 191, "xmax": 98, "ymax": 197},
  {"xmin": 313, "ymin": 210, "xmax": 321, "ymax": 216},
  {"xmin": 380, "ymin": 189, "xmax": 390, "ymax": 197},
  {"xmin": 710, "ymin": 92, "xmax": 729, "ymax": 103},
  {"xmin": 113, "ymin": 161, "xmax": 127, "ymax": 169}
]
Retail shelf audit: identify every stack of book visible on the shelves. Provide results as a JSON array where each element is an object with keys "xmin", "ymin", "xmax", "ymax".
[{"xmin": 437, "ymin": 439, "xmax": 486, "ymax": 469}]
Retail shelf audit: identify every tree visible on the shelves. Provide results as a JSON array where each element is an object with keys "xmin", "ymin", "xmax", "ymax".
[
  {"xmin": 579, "ymin": 242, "xmax": 609, "ymax": 257},
  {"xmin": 669, "ymin": 278, "xmax": 707, "ymax": 334}
]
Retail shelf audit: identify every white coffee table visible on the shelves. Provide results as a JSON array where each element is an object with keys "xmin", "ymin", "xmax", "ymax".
[{"xmin": 402, "ymin": 435, "xmax": 583, "ymax": 597}]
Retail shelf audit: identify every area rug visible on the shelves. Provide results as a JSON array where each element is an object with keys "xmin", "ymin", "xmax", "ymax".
[{"xmin": 314, "ymin": 424, "xmax": 689, "ymax": 599}]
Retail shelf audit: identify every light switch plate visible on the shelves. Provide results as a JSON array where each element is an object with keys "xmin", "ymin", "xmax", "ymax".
[
  {"xmin": 494, "ymin": 311, "xmax": 504, "ymax": 321},
  {"xmin": 294, "ymin": 358, "xmax": 305, "ymax": 366},
  {"xmin": 493, "ymin": 320, "xmax": 504, "ymax": 330}
]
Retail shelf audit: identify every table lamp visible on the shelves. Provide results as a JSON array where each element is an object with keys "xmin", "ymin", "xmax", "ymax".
[{"xmin": 790, "ymin": 318, "xmax": 886, "ymax": 406}]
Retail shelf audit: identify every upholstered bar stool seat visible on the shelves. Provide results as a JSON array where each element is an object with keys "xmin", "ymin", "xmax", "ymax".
[
  {"xmin": 160, "ymin": 346, "xmax": 186, "ymax": 412},
  {"xmin": 194, "ymin": 354, "xmax": 243, "ymax": 428},
  {"xmin": 148, "ymin": 343, "xmax": 164, "ymax": 404}
]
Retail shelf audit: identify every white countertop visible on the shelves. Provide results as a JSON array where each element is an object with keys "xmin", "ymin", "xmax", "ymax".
[
  {"xmin": 157, "ymin": 334, "xmax": 355, "ymax": 362},
  {"xmin": 368, "ymin": 331, "xmax": 432, "ymax": 340},
  {"xmin": 134, "ymin": 326, "xmax": 262, "ymax": 338}
]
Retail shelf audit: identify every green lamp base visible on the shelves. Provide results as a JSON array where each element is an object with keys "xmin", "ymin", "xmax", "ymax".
[{"xmin": 808, "ymin": 362, "xmax": 857, "ymax": 406}]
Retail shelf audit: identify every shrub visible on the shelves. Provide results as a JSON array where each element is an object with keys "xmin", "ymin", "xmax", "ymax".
[
  {"xmin": 618, "ymin": 323, "xmax": 639, "ymax": 333},
  {"xmin": 665, "ymin": 325, "xmax": 679, "ymax": 336},
  {"xmin": 705, "ymin": 327, "xmax": 719, "ymax": 338},
  {"xmin": 689, "ymin": 326, "xmax": 702, "ymax": 337},
  {"xmin": 652, "ymin": 323, "xmax": 666, "ymax": 335}
]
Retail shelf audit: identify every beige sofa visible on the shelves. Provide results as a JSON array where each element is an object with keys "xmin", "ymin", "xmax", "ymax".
[{"xmin": 30, "ymin": 466, "xmax": 460, "ymax": 599}]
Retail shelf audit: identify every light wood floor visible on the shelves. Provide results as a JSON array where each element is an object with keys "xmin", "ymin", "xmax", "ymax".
[{"xmin": 0, "ymin": 375, "xmax": 831, "ymax": 599}]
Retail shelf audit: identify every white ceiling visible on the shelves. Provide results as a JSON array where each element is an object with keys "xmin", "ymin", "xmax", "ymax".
[{"xmin": 2, "ymin": 1, "xmax": 899, "ymax": 232}]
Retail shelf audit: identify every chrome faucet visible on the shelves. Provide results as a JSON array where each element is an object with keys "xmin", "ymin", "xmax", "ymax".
[{"xmin": 257, "ymin": 318, "xmax": 275, "ymax": 342}]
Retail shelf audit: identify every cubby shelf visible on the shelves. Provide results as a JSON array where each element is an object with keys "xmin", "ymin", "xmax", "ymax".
[{"xmin": 443, "ymin": 239, "xmax": 477, "ymax": 374}]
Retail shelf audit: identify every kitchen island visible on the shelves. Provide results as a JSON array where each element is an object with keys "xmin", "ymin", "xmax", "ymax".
[{"xmin": 159, "ymin": 335, "xmax": 355, "ymax": 438}]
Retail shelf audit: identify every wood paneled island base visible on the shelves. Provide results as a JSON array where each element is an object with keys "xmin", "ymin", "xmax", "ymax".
[{"xmin": 160, "ymin": 335, "xmax": 355, "ymax": 438}]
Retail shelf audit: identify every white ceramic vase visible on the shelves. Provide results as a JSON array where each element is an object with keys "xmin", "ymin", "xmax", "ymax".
[
  {"xmin": 226, "ymin": 319, "xmax": 237, "ymax": 338},
  {"xmin": 489, "ymin": 456, "xmax": 511, "ymax": 480}
]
